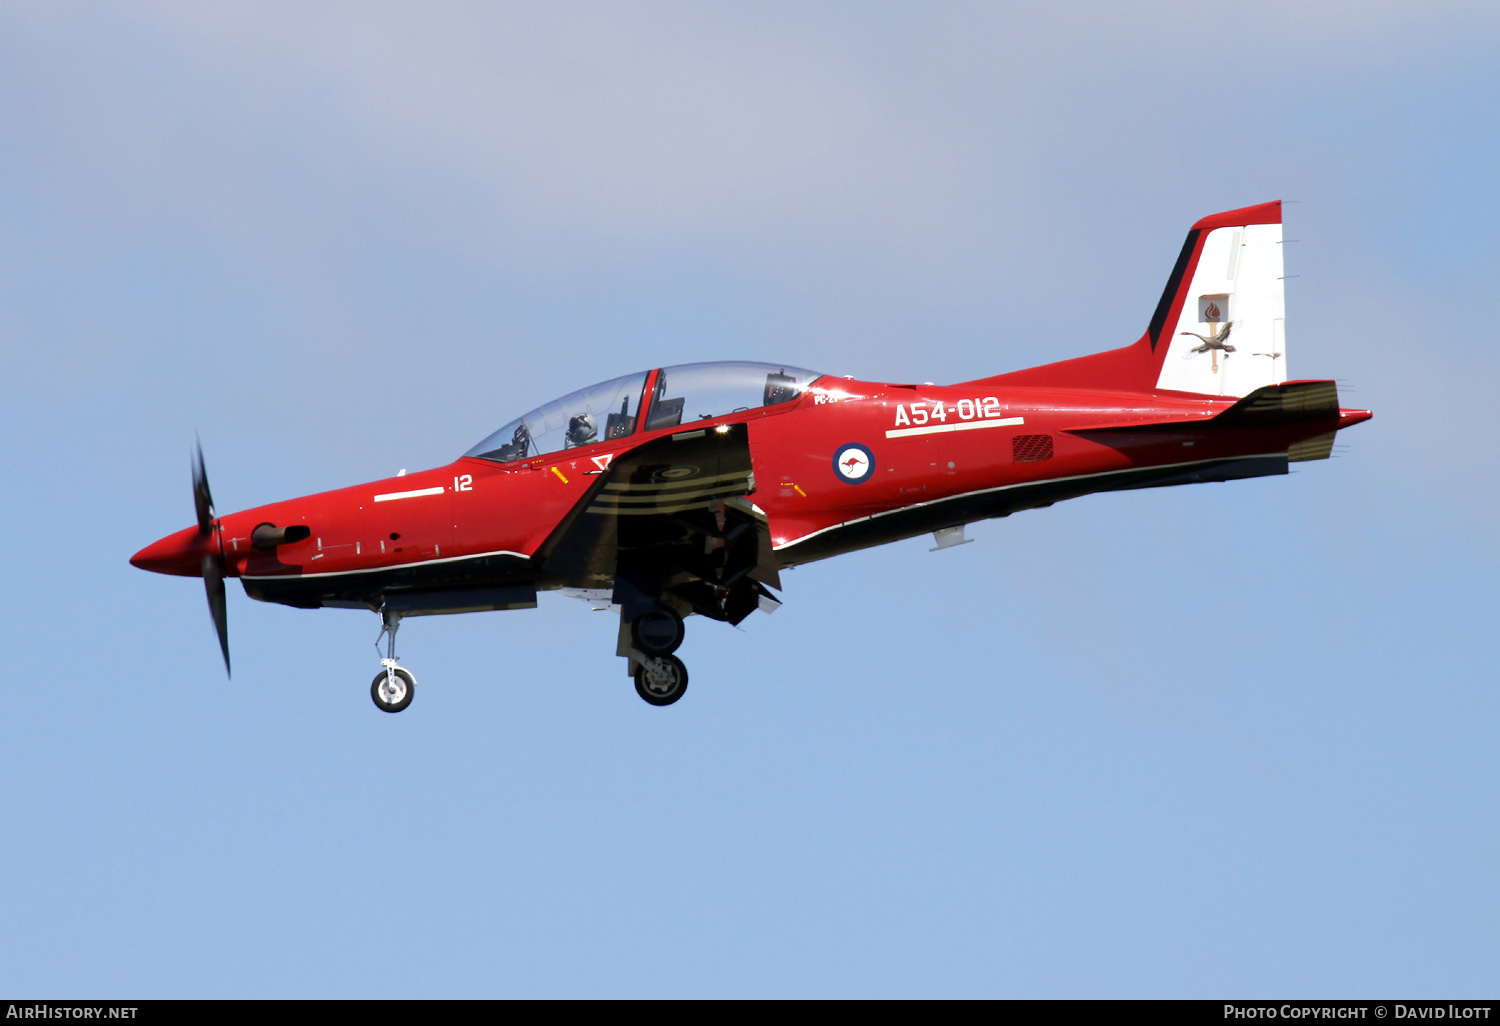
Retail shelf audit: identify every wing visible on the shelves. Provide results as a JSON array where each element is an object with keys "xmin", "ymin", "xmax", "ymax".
[{"xmin": 534, "ymin": 423, "xmax": 781, "ymax": 624}]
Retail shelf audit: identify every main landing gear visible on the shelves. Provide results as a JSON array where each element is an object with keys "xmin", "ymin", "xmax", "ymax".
[
  {"xmin": 622, "ymin": 608, "xmax": 689, "ymax": 706},
  {"xmin": 371, "ymin": 609, "xmax": 416, "ymax": 713},
  {"xmin": 631, "ymin": 608, "xmax": 684, "ymax": 656},
  {"xmin": 635, "ymin": 653, "xmax": 689, "ymax": 706},
  {"xmin": 364, "ymin": 600, "xmax": 698, "ymax": 711}
]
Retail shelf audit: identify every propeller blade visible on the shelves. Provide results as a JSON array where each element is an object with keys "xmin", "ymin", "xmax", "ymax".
[
  {"xmin": 193, "ymin": 437, "xmax": 229, "ymax": 677},
  {"xmin": 192, "ymin": 436, "xmax": 216, "ymax": 536},
  {"xmin": 202, "ymin": 553, "xmax": 231, "ymax": 678}
]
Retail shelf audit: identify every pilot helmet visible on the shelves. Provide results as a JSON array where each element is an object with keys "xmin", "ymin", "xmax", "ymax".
[{"xmin": 566, "ymin": 412, "xmax": 597, "ymax": 446}]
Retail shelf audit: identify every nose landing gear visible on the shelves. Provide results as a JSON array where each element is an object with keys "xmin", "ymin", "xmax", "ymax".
[
  {"xmin": 372, "ymin": 664, "xmax": 415, "ymax": 713},
  {"xmin": 371, "ymin": 609, "xmax": 416, "ymax": 713}
]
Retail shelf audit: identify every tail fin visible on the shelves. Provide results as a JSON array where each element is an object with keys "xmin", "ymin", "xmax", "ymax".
[
  {"xmin": 1153, "ymin": 202, "xmax": 1286, "ymax": 396},
  {"xmin": 976, "ymin": 201, "xmax": 1286, "ymax": 397}
]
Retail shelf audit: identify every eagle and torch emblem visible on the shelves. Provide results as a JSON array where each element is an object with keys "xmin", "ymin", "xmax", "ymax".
[{"xmin": 1181, "ymin": 294, "xmax": 1236, "ymax": 372}]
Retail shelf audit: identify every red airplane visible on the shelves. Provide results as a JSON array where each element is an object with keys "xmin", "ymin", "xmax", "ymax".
[{"xmin": 132, "ymin": 201, "xmax": 1370, "ymax": 712}]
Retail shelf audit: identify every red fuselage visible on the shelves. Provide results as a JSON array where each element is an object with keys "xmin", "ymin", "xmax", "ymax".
[
  {"xmin": 128, "ymin": 201, "xmax": 1373, "ymax": 712},
  {"xmin": 131, "ymin": 371, "xmax": 1371, "ymax": 609}
]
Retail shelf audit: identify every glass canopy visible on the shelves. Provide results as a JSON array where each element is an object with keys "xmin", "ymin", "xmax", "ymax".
[{"xmin": 465, "ymin": 361, "xmax": 823, "ymax": 463}]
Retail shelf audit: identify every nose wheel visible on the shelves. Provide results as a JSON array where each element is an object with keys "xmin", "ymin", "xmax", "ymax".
[
  {"xmin": 371, "ymin": 609, "xmax": 416, "ymax": 713},
  {"xmin": 372, "ymin": 665, "xmax": 416, "ymax": 713}
]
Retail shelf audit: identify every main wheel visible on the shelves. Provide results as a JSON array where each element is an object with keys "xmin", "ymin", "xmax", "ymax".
[
  {"xmin": 634, "ymin": 654, "xmax": 689, "ymax": 706},
  {"xmin": 371, "ymin": 666, "xmax": 416, "ymax": 713},
  {"xmin": 631, "ymin": 608, "xmax": 685, "ymax": 655}
]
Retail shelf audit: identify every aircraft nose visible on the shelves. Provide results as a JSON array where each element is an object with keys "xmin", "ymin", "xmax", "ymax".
[{"xmin": 130, "ymin": 526, "xmax": 210, "ymax": 577}]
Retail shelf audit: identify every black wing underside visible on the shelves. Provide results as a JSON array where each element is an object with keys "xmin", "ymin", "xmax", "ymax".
[{"xmin": 537, "ymin": 423, "xmax": 780, "ymax": 624}]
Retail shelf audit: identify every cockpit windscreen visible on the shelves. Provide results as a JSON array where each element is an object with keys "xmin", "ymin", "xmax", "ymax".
[
  {"xmin": 464, "ymin": 370, "xmax": 649, "ymax": 463},
  {"xmin": 465, "ymin": 362, "xmax": 824, "ymax": 463}
]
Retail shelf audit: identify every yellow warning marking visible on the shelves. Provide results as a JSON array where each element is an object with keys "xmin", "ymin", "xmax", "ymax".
[
  {"xmin": 551, "ymin": 467, "xmax": 569, "ymax": 484},
  {"xmin": 794, "ymin": 485, "xmax": 806, "ymax": 497}
]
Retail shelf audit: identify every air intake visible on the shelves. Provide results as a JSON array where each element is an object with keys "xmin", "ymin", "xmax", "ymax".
[{"xmin": 251, "ymin": 523, "xmax": 312, "ymax": 549}]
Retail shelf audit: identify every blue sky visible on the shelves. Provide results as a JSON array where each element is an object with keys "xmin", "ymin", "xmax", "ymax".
[{"xmin": 1, "ymin": 1, "xmax": 1497, "ymax": 997}]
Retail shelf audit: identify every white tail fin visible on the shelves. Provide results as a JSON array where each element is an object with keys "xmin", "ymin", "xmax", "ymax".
[
  {"xmin": 970, "ymin": 201, "xmax": 1289, "ymax": 398},
  {"xmin": 1155, "ymin": 210, "xmax": 1286, "ymax": 397}
]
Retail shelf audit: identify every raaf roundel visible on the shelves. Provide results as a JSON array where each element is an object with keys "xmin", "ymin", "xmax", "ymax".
[{"xmin": 132, "ymin": 201, "xmax": 1371, "ymax": 712}]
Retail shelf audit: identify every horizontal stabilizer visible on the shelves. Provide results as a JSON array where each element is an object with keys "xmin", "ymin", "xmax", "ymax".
[
  {"xmin": 1066, "ymin": 379, "xmax": 1362, "ymax": 465},
  {"xmin": 1288, "ymin": 432, "xmax": 1337, "ymax": 462},
  {"xmin": 1212, "ymin": 380, "xmax": 1338, "ymax": 427},
  {"xmin": 1072, "ymin": 380, "xmax": 1342, "ymax": 435}
]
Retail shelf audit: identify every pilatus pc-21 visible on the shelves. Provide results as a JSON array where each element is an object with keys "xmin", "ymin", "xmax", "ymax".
[{"xmin": 132, "ymin": 201, "xmax": 1370, "ymax": 712}]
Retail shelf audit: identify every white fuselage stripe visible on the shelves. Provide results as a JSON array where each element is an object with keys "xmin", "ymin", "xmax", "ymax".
[
  {"xmin": 885, "ymin": 416, "xmax": 1025, "ymax": 439},
  {"xmin": 773, "ymin": 452, "xmax": 1283, "ymax": 551},
  {"xmin": 242, "ymin": 548, "xmax": 531, "ymax": 580},
  {"xmin": 373, "ymin": 486, "xmax": 445, "ymax": 502}
]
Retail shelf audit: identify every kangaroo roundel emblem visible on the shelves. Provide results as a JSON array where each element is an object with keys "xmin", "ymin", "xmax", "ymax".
[{"xmin": 833, "ymin": 443, "xmax": 875, "ymax": 484}]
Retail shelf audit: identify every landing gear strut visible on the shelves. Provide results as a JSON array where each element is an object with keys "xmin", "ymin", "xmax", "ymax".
[{"xmin": 371, "ymin": 609, "xmax": 415, "ymax": 713}]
